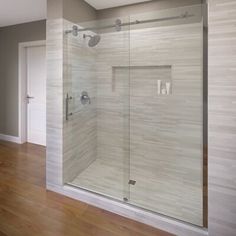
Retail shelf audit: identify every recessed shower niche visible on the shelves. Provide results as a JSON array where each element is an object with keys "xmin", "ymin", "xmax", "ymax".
[
  {"xmin": 112, "ymin": 65, "xmax": 172, "ymax": 96},
  {"xmin": 64, "ymin": 4, "xmax": 205, "ymax": 227}
]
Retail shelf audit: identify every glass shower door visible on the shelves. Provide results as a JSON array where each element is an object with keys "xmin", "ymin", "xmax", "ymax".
[
  {"xmin": 64, "ymin": 3, "xmax": 205, "ymax": 227},
  {"xmin": 64, "ymin": 16, "xmax": 131, "ymax": 202}
]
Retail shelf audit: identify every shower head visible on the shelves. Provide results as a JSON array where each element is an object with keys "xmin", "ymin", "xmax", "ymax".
[{"xmin": 83, "ymin": 34, "xmax": 101, "ymax": 47}]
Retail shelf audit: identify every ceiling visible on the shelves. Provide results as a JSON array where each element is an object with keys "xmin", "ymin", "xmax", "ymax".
[
  {"xmin": 0, "ymin": 0, "xmax": 46, "ymax": 27},
  {"xmin": 84, "ymin": 0, "xmax": 152, "ymax": 10},
  {"xmin": 0, "ymin": 0, "xmax": 151, "ymax": 27}
]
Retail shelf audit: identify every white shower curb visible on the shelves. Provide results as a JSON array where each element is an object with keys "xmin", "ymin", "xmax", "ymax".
[{"xmin": 47, "ymin": 184, "xmax": 208, "ymax": 236}]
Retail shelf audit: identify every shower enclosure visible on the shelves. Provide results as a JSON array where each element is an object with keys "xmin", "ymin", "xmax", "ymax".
[{"xmin": 63, "ymin": 4, "xmax": 206, "ymax": 227}]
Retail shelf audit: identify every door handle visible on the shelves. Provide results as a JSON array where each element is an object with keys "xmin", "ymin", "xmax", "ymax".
[
  {"xmin": 27, "ymin": 95, "xmax": 34, "ymax": 104},
  {"xmin": 66, "ymin": 93, "xmax": 73, "ymax": 121}
]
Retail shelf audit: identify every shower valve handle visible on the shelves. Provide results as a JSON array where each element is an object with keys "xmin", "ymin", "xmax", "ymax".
[{"xmin": 80, "ymin": 91, "xmax": 91, "ymax": 105}]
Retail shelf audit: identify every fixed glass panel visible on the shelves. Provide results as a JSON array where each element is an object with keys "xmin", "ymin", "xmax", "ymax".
[
  {"xmin": 64, "ymin": 16, "xmax": 130, "ymax": 202},
  {"xmin": 128, "ymin": 5, "xmax": 204, "ymax": 226}
]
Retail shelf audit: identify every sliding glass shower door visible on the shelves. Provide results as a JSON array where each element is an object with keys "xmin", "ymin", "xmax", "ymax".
[
  {"xmin": 64, "ymin": 3, "xmax": 205, "ymax": 227},
  {"xmin": 64, "ymin": 16, "xmax": 131, "ymax": 202}
]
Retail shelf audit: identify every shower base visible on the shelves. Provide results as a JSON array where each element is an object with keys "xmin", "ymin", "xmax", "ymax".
[
  {"xmin": 68, "ymin": 158, "xmax": 202, "ymax": 226},
  {"xmin": 70, "ymin": 159, "xmax": 124, "ymax": 200}
]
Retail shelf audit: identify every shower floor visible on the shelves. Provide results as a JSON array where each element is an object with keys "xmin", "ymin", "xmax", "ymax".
[
  {"xmin": 69, "ymin": 157, "xmax": 202, "ymax": 226},
  {"xmin": 70, "ymin": 159, "xmax": 124, "ymax": 200}
]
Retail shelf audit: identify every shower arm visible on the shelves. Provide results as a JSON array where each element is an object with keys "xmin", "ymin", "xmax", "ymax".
[{"xmin": 76, "ymin": 12, "xmax": 194, "ymax": 32}]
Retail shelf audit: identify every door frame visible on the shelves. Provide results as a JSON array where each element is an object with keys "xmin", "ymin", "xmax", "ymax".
[{"xmin": 18, "ymin": 40, "xmax": 46, "ymax": 144}]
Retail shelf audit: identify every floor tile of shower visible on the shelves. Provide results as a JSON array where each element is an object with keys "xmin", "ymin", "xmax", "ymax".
[
  {"xmin": 69, "ymin": 157, "xmax": 203, "ymax": 226},
  {"xmin": 69, "ymin": 159, "xmax": 125, "ymax": 201}
]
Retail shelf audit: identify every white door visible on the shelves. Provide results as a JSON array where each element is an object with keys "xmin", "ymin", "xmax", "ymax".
[{"xmin": 26, "ymin": 46, "xmax": 46, "ymax": 146}]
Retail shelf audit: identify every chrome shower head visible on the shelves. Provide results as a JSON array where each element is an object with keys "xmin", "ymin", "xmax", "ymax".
[{"xmin": 83, "ymin": 34, "xmax": 101, "ymax": 47}]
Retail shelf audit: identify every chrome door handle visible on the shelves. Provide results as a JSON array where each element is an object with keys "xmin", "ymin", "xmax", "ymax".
[
  {"xmin": 27, "ymin": 95, "xmax": 34, "ymax": 104},
  {"xmin": 66, "ymin": 93, "xmax": 73, "ymax": 121}
]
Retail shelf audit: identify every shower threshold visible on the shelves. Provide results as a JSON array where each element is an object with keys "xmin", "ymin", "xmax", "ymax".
[
  {"xmin": 57, "ymin": 183, "xmax": 207, "ymax": 236},
  {"xmin": 67, "ymin": 158, "xmax": 203, "ymax": 227}
]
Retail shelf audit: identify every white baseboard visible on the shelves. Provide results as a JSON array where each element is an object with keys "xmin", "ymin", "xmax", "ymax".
[{"xmin": 0, "ymin": 134, "xmax": 22, "ymax": 144}]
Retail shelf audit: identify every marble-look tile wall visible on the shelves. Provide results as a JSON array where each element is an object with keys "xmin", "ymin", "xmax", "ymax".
[
  {"xmin": 208, "ymin": 0, "xmax": 236, "ymax": 235},
  {"xmin": 63, "ymin": 20, "xmax": 97, "ymax": 183},
  {"xmin": 129, "ymin": 24, "xmax": 203, "ymax": 225},
  {"xmin": 95, "ymin": 21, "xmax": 203, "ymax": 225},
  {"xmin": 46, "ymin": 18, "xmax": 64, "ymax": 187}
]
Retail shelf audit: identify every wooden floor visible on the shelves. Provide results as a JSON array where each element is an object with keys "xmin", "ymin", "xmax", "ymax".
[{"xmin": 0, "ymin": 141, "xmax": 173, "ymax": 236}]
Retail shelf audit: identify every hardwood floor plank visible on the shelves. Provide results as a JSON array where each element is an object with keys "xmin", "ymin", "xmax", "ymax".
[
  {"xmin": 0, "ymin": 141, "xmax": 173, "ymax": 236},
  {"xmin": 0, "ymin": 230, "xmax": 8, "ymax": 236}
]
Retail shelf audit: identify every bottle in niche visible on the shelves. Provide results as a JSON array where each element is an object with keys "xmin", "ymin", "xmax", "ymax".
[
  {"xmin": 161, "ymin": 88, "xmax": 167, "ymax": 95},
  {"xmin": 166, "ymin": 82, "xmax": 171, "ymax": 95}
]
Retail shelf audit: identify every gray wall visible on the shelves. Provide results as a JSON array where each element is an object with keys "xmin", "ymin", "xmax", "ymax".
[
  {"xmin": 63, "ymin": 0, "xmax": 97, "ymax": 23},
  {"xmin": 208, "ymin": 0, "xmax": 236, "ymax": 235},
  {"xmin": 97, "ymin": 0, "xmax": 202, "ymax": 19},
  {"xmin": 48, "ymin": 0, "xmax": 201, "ymax": 23},
  {"xmin": 0, "ymin": 32, "xmax": 6, "ymax": 133},
  {"xmin": 0, "ymin": 20, "xmax": 46, "ymax": 136},
  {"xmin": 47, "ymin": 0, "xmax": 97, "ymax": 22},
  {"xmin": 47, "ymin": 0, "xmax": 63, "ymax": 19}
]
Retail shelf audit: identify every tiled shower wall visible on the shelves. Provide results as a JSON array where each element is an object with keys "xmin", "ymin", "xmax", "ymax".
[
  {"xmin": 130, "ymin": 23, "xmax": 203, "ymax": 225},
  {"xmin": 63, "ymin": 20, "xmax": 97, "ymax": 183},
  {"xmin": 47, "ymin": 0, "xmax": 97, "ymax": 185},
  {"xmin": 96, "ymin": 22, "xmax": 203, "ymax": 225},
  {"xmin": 208, "ymin": 0, "xmax": 236, "ymax": 235},
  {"xmin": 46, "ymin": 18, "xmax": 64, "ymax": 186},
  {"xmin": 47, "ymin": 18, "xmax": 98, "ymax": 185}
]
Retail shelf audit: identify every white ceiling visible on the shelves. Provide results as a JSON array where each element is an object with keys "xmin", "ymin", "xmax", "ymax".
[
  {"xmin": 0, "ymin": 0, "xmax": 46, "ymax": 27},
  {"xmin": 84, "ymin": 0, "xmax": 152, "ymax": 10},
  {"xmin": 0, "ymin": 0, "xmax": 151, "ymax": 27}
]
